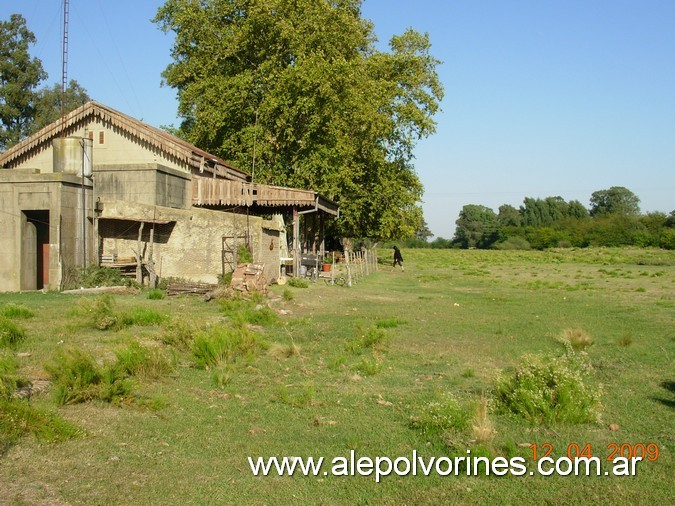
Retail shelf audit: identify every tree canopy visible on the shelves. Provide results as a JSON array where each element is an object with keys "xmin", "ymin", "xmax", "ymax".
[
  {"xmin": 448, "ymin": 188, "xmax": 672, "ymax": 250},
  {"xmin": 154, "ymin": 0, "xmax": 443, "ymax": 240},
  {"xmin": 0, "ymin": 14, "xmax": 89, "ymax": 150},
  {"xmin": 589, "ymin": 186, "xmax": 640, "ymax": 217},
  {"xmin": 0, "ymin": 14, "xmax": 47, "ymax": 150},
  {"xmin": 33, "ymin": 80, "xmax": 90, "ymax": 132}
]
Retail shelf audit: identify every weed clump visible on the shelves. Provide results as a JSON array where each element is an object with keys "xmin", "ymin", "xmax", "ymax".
[
  {"xmin": 0, "ymin": 352, "xmax": 22, "ymax": 400},
  {"xmin": 559, "ymin": 328, "xmax": 593, "ymax": 351},
  {"xmin": 220, "ymin": 297, "xmax": 278, "ymax": 326},
  {"xmin": 119, "ymin": 307, "xmax": 167, "ymax": 327},
  {"xmin": 0, "ymin": 318, "xmax": 26, "ymax": 347},
  {"xmin": 409, "ymin": 394, "xmax": 471, "ymax": 436},
  {"xmin": 0, "ymin": 352, "xmax": 80, "ymax": 450},
  {"xmin": 494, "ymin": 347, "xmax": 601, "ymax": 426},
  {"xmin": 354, "ymin": 356, "xmax": 382, "ymax": 376},
  {"xmin": 159, "ymin": 317, "xmax": 199, "ymax": 351},
  {"xmin": 113, "ymin": 341, "xmax": 174, "ymax": 379},
  {"xmin": 0, "ymin": 399, "xmax": 81, "ymax": 450},
  {"xmin": 277, "ymin": 383, "xmax": 314, "ymax": 407},
  {"xmin": 287, "ymin": 278, "xmax": 308, "ymax": 288},
  {"xmin": 73, "ymin": 295, "xmax": 117, "ymax": 330},
  {"xmin": 73, "ymin": 296, "xmax": 167, "ymax": 330},
  {"xmin": 345, "ymin": 326, "xmax": 387, "ymax": 353},
  {"xmin": 45, "ymin": 348, "xmax": 131, "ymax": 405},
  {"xmin": 1, "ymin": 303, "xmax": 35, "ymax": 319},
  {"xmin": 375, "ymin": 318, "xmax": 407, "ymax": 329},
  {"xmin": 191, "ymin": 324, "xmax": 265, "ymax": 369},
  {"xmin": 146, "ymin": 289, "xmax": 165, "ymax": 300}
]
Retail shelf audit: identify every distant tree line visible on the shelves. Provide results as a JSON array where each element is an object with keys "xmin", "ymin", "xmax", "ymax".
[{"xmin": 405, "ymin": 187, "xmax": 674, "ymax": 250}]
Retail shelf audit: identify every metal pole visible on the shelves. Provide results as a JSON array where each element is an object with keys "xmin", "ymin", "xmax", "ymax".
[{"xmin": 81, "ymin": 140, "xmax": 86, "ymax": 266}]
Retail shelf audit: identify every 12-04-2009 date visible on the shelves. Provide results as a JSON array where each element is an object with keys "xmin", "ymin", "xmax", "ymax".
[{"xmin": 529, "ymin": 443, "xmax": 660, "ymax": 462}]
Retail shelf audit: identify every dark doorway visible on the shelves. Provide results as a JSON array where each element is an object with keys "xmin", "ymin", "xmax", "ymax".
[{"xmin": 21, "ymin": 210, "xmax": 50, "ymax": 290}]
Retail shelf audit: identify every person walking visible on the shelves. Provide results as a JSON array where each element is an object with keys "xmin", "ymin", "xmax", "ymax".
[{"xmin": 393, "ymin": 245, "xmax": 404, "ymax": 272}]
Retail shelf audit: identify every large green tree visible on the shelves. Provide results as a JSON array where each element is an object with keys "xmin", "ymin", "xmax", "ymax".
[
  {"xmin": 589, "ymin": 186, "xmax": 640, "ymax": 217},
  {"xmin": 0, "ymin": 14, "xmax": 47, "ymax": 150},
  {"xmin": 154, "ymin": 0, "xmax": 443, "ymax": 240},
  {"xmin": 454, "ymin": 204, "xmax": 497, "ymax": 248}
]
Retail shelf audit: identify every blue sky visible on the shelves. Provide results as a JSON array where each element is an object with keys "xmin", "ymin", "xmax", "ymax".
[{"xmin": 3, "ymin": 1, "xmax": 673, "ymax": 238}]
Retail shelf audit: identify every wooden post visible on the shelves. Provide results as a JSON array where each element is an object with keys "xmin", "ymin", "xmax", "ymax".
[
  {"xmin": 292, "ymin": 208, "xmax": 300, "ymax": 277},
  {"xmin": 364, "ymin": 249, "xmax": 369, "ymax": 276},
  {"xmin": 147, "ymin": 224, "xmax": 157, "ymax": 288},
  {"xmin": 331, "ymin": 251, "xmax": 335, "ymax": 284},
  {"xmin": 345, "ymin": 250, "xmax": 352, "ymax": 287},
  {"xmin": 135, "ymin": 221, "xmax": 144, "ymax": 285}
]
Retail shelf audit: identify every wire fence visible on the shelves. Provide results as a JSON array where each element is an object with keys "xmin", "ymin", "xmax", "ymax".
[{"xmin": 323, "ymin": 248, "xmax": 378, "ymax": 287}]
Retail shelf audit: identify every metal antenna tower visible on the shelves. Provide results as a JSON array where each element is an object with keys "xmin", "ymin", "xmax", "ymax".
[{"xmin": 60, "ymin": 0, "xmax": 70, "ymax": 136}]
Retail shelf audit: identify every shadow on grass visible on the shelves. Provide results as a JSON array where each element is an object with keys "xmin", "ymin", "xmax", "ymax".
[{"xmin": 652, "ymin": 380, "xmax": 675, "ymax": 409}]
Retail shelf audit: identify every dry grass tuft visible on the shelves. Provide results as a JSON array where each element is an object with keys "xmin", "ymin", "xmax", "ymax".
[
  {"xmin": 268, "ymin": 342, "xmax": 301, "ymax": 359},
  {"xmin": 471, "ymin": 394, "xmax": 496, "ymax": 444},
  {"xmin": 559, "ymin": 328, "xmax": 593, "ymax": 351}
]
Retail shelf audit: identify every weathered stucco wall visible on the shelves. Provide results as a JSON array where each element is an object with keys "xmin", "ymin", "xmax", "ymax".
[
  {"xmin": 95, "ymin": 163, "xmax": 191, "ymax": 209},
  {"xmin": 0, "ymin": 170, "xmax": 94, "ymax": 292},
  {"xmin": 98, "ymin": 200, "xmax": 280, "ymax": 285}
]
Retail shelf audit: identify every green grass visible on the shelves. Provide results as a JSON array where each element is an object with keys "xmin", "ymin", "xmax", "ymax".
[{"xmin": 0, "ymin": 247, "xmax": 673, "ymax": 504}]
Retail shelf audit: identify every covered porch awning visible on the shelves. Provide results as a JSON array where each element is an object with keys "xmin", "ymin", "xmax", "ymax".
[
  {"xmin": 191, "ymin": 176, "xmax": 338, "ymax": 216},
  {"xmin": 192, "ymin": 176, "xmax": 338, "ymax": 277}
]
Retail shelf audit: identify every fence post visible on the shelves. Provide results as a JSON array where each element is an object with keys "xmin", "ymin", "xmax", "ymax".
[{"xmin": 345, "ymin": 250, "xmax": 352, "ymax": 287}]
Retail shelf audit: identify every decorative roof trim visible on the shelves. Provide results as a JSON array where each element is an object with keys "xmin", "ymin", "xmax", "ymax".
[{"xmin": 0, "ymin": 101, "xmax": 250, "ymax": 182}]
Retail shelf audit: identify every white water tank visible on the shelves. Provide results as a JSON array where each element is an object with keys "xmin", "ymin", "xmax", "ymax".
[{"xmin": 53, "ymin": 137, "xmax": 93, "ymax": 177}]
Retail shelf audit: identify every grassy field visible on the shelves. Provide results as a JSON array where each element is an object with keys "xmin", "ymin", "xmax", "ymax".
[{"xmin": 0, "ymin": 248, "xmax": 673, "ymax": 505}]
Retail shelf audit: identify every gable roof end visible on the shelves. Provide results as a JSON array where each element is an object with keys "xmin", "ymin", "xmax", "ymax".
[{"xmin": 0, "ymin": 101, "xmax": 250, "ymax": 182}]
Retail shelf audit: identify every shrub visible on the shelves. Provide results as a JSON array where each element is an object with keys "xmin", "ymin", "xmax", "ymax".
[
  {"xmin": 1, "ymin": 303, "xmax": 35, "ymax": 319},
  {"xmin": 287, "ymin": 277, "xmax": 308, "ymax": 288},
  {"xmin": 493, "ymin": 236, "xmax": 531, "ymax": 250},
  {"xmin": 237, "ymin": 243, "xmax": 253, "ymax": 264},
  {"xmin": 494, "ymin": 348, "xmax": 601, "ymax": 425},
  {"xmin": 81, "ymin": 265, "xmax": 127, "ymax": 287},
  {"xmin": 282, "ymin": 289, "xmax": 294, "ymax": 301},
  {"xmin": 0, "ymin": 318, "xmax": 26, "ymax": 347}
]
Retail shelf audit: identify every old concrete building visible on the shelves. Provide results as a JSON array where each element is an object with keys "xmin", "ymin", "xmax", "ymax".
[{"xmin": 0, "ymin": 101, "xmax": 337, "ymax": 292}]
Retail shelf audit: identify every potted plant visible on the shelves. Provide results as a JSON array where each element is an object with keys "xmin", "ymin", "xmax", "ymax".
[{"xmin": 322, "ymin": 256, "xmax": 332, "ymax": 272}]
